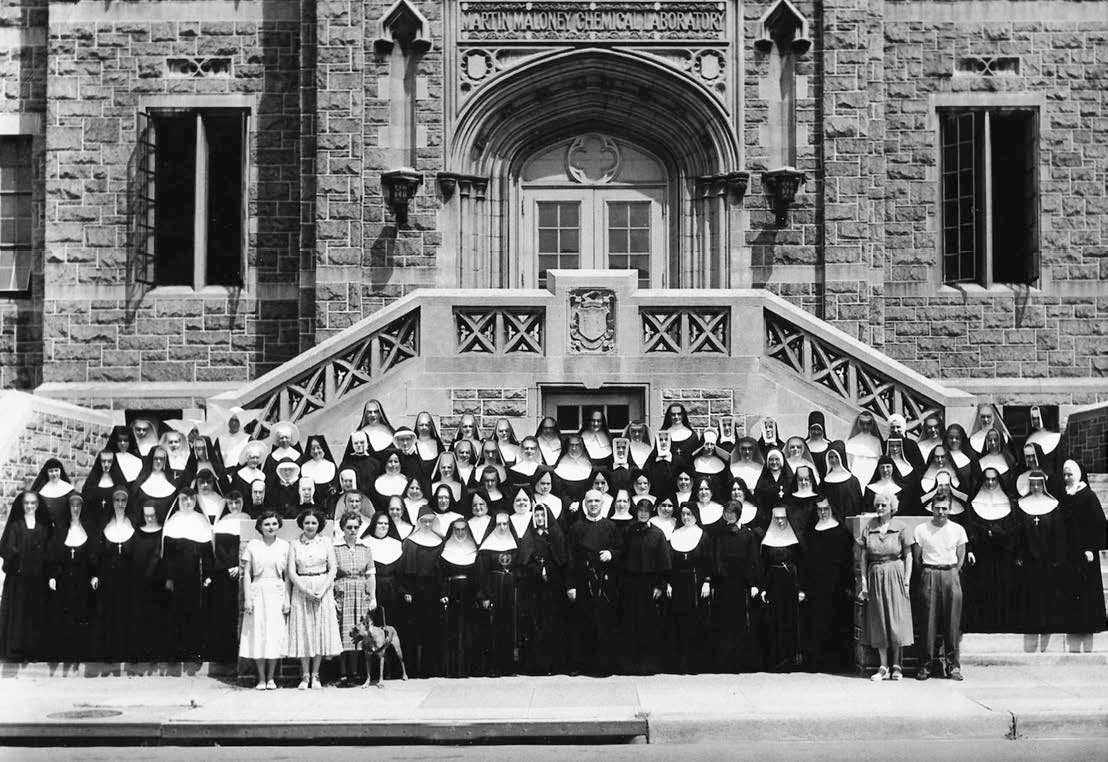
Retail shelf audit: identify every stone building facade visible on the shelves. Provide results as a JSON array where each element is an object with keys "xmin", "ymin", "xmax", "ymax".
[{"xmin": 0, "ymin": 0, "xmax": 1104, "ymax": 422}]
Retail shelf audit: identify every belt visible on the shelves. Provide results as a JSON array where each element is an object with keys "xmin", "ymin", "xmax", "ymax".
[
  {"xmin": 447, "ymin": 574, "xmax": 470, "ymax": 581},
  {"xmin": 923, "ymin": 564, "xmax": 955, "ymax": 571},
  {"xmin": 300, "ymin": 571, "xmax": 327, "ymax": 577},
  {"xmin": 339, "ymin": 573, "xmax": 369, "ymax": 579},
  {"xmin": 869, "ymin": 554, "xmax": 901, "ymax": 564}
]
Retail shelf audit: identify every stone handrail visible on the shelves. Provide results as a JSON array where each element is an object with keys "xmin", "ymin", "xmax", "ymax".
[
  {"xmin": 207, "ymin": 271, "xmax": 974, "ymax": 436},
  {"xmin": 760, "ymin": 291, "xmax": 976, "ymax": 431}
]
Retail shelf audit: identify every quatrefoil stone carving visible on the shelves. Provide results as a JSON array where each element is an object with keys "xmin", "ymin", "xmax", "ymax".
[{"xmin": 566, "ymin": 134, "xmax": 621, "ymax": 184}]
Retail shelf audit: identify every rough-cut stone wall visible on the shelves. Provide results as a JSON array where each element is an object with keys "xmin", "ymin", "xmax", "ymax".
[
  {"xmin": 0, "ymin": 405, "xmax": 113, "ymax": 509},
  {"xmin": 313, "ymin": 0, "xmax": 445, "ymax": 342},
  {"xmin": 0, "ymin": 0, "xmax": 46, "ymax": 388},
  {"xmin": 660, "ymin": 388, "xmax": 736, "ymax": 431},
  {"xmin": 1063, "ymin": 404, "xmax": 1108, "ymax": 474},
  {"xmin": 882, "ymin": 8, "xmax": 1108, "ymax": 378},
  {"xmin": 447, "ymin": 387, "xmax": 529, "ymax": 436},
  {"xmin": 41, "ymin": 6, "xmax": 303, "ymax": 385}
]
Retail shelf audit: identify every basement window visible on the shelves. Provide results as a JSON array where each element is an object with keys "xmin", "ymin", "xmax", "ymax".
[
  {"xmin": 939, "ymin": 109, "xmax": 1039, "ymax": 286},
  {"xmin": 0, "ymin": 136, "xmax": 32, "ymax": 295},
  {"xmin": 133, "ymin": 109, "xmax": 248, "ymax": 289}
]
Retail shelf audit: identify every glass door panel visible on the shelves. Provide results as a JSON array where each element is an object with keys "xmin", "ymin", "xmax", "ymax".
[
  {"xmin": 605, "ymin": 200, "xmax": 653, "ymax": 288},
  {"xmin": 536, "ymin": 200, "xmax": 582, "ymax": 289}
]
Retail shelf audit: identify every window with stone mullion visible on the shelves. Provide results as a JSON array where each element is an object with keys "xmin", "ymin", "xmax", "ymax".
[
  {"xmin": 939, "ymin": 108, "xmax": 1038, "ymax": 287},
  {"xmin": 0, "ymin": 136, "xmax": 33, "ymax": 294},
  {"xmin": 147, "ymin": 108, "xmax": 246, "ymax": 289}
]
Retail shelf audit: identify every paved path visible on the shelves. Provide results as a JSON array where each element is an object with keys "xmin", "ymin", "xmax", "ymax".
[{"xmin": 0, "ymin": 664, "xmax": 1105, "ymax": 744}]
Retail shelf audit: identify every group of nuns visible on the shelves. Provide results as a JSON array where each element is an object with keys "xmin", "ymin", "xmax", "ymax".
[{"xmin": 0, "ymin": 400, "xmax": 1103, "ymax": 676}]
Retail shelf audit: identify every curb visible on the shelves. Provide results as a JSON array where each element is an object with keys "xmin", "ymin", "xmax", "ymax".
[
  {"xmin": 644, "ymin": 711, "xmax": 1014, "ymax": 744},
  {"xmin": 1013, "ymin": 711, "xmax": 1108, "ymax": 739}
]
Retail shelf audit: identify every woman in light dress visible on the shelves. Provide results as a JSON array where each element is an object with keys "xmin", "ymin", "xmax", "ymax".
[
  {"xmin": 287, "ymin": 507, "xmax": 342, "ymax": 689},
  {"xmin": 239, "ymin": 510, "xmax": 290, "ymax": 690}
]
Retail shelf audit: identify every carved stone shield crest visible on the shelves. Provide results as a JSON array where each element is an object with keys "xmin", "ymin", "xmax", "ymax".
[{"xmin": 569, "ymin": 288, "xmax": 615, "ymax": 353}]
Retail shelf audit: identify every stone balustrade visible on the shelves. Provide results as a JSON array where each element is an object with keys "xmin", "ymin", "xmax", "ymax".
[{"xmin": 209, "ymin": 271, "xmax": 976, "ymax": 444}]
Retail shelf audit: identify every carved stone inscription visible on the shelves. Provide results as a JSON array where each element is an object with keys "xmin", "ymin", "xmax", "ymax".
[{"xmin": 459, "ymin": 1, "xmax": 728, "ymax": 42}]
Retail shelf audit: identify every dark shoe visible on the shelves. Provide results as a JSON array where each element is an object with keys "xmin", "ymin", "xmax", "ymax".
[
  {"xmin": 915, "ymin": 668, "xmax": 930, "ymax": 681},
  {"xmin": 949, "ymin": 668, "xmax": 964, "ymax": 681}
]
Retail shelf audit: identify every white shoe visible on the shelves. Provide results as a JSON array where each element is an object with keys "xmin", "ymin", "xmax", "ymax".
[{"xmin": 870, "ymin": 667, "xmax": 889, "ymax": 681}]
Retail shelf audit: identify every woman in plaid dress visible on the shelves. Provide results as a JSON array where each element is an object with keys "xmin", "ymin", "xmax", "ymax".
[{"xmin": 333, "ymin": 511, "xmax": 377, "ymax": 685}]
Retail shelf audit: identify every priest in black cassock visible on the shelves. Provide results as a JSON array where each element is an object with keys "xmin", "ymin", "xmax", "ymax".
[
  {"xmin": 566, "ymin": 489, "xmax": 624, "ymax": 676},
  {"xmin": 619, "ymin": 498, "xmax": 671, "ymax": 674}
]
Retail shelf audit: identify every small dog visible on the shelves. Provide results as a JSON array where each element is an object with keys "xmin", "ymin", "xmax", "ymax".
[{"xmin": 350, "ymin": 616, "xmax": 408, "ymax": 687}]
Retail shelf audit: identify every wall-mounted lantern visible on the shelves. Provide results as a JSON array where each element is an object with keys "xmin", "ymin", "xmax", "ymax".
[
  {"xmin": 381, "ymin": 167, "xmax": 422, "ymax": 227},
  {"xmin": 762, "ymin": 167, "xmax": 806, "ymax": 227}
]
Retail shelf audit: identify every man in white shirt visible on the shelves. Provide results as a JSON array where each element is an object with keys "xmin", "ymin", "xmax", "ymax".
[{"xmin": 912, "ymin": 497, "xmax": 968, "ymax": 681}]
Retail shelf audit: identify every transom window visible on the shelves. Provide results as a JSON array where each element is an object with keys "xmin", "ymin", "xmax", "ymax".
[
  {"xmin": 0, "ymin": 136, "xmax": 32, "ymax": 294},
  {"xmin": 939, "ymin": 109, "xmax": 1039, "ymax": 286}
]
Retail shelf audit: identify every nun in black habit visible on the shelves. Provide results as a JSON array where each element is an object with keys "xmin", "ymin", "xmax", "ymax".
[
  {"xmin": 667, "ymin": 502, "xmax": 713, "ymax": 674},
  {"xmin": 30, "ymin": 458, "xmax": 75, "ymax": 531},
  {"xmin": 94, "ymin": 487, "xmax": 137, "ymax": 660},
  {"xmin": 819, "ymin": 441, "xmax": 863, "ymax": 521},
  {"xmin": 728, "ymin": 437, "xmax": 765, "ymax": 502},
  {"xmin": 659, "ymin": 402, "xmax": 701, "ymax": 462},
  {"xmin": 804, "ymin": 411, "xmax": 831, "ymax": 474},
  {"xmin": 784, "ymin": 465, "xmax": 821, "ymax": 537},
  {"xmin": 106, "ymin": 425, "xmax": 144, "ymax": 485},
  {"xmin": 131, "ymin": 504, "xmax": 169, "ymax": 661},
  {"xmin": 129, "ymin": 447, "xmax": 179, "ymax": 526},
  {"xmin": 864, "ymin": 455, "xmax": 914, "ymax": 516},
  {"xmin": 414, "ymin": 411, "xmax": 445, "ymax": 473},
  {"xmin": 161, "ymin": 489, "xmax": 215, "ymax": 660},
  {"xmin": 339, "ymin": 430, "xmax": 381, "ymax": 499},
  {"xmin": 759, "ymin": 506, "xmax": 805, "ymax": 672},
  {"xmin": 437, "ymin": 517, "xmax": 480, "ymax": 678},
  {"xmin": 83, "ymin": 450, "xmax": 127, "ymax": 526},
  {"xmin": 350, "ymin": 399, "xmax": 396, "ymax": 458},
  {"xmin": 943, "ymin": 423, "xmax": 981, "ymax": 490},
  {"xmin": 963, "ymin": 468, "xmax": 1019, "ymax": 633},
  {"xmin": 208, "ymin": 495, "xmax": 251, "ymax": 661},
  {"xmin": 298, "ymin": 434, "xmax": 340, "ymax": 505},
  {"xmin": 1015, "ymin": 472, "xmax": 1066, "ymax": 633},
  {"xmin": 1060, "ymin": 460, "xmax": 1107, "ymax": 634},
  {"xmin": 579, "ymin": 409, "xmax": 614, "ymax": 468},
  {"xmin": 802, "ymin": 497, "xmax": 854, "ymax": 673},
  {"xmin": 46, "ymin": 493, "xmax": 98, "ymax": 661},
  {"xmin": 552, "ymin": 435, "xmax": 595, "ymax": 510},
  {"xmin": 753, "ymin": 449, "xmax": 793, "ymax": 526},
  {"xmin": 754, "ymin": 417, "xmax": 786, "ymax": 458},
  {"xmin": 477, "ymin": 512, "xmax": 522, "ymax": 677},
  {"xmin": 516, "ymin": 503, "xmax": 568, "ymax": 675},
  {"xmin": 0, "ymin": 492, "xmax": 51, "ymax": 660},
  {"xmin": 400, "ymin": 507, "xmax": 444, "ymax": 678}
]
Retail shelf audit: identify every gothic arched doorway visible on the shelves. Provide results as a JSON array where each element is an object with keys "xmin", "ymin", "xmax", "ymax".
[{"xmin": 440, "ymin": 48, "xmax": 745, "ymax": 290}]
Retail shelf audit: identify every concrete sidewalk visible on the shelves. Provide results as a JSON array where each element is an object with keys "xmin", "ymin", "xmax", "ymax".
[{"xmin": 0, "ymin": 663, "xmax": 1105, "ymax": 744}]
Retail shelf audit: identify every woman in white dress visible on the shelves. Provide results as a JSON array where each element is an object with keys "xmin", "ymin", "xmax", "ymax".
[
  {"xmin": 287, "ymin": 507, "xmax": 342, "ymax": 689},
  {"xmin": 240, "ymin": 510, "xmax": 290, "ymax": 690}
]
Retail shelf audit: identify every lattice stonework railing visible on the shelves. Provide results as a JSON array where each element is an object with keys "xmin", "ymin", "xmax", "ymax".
[
  {"xmin": 247, "ymin": 309, "xmax": 420, "ymax": 435},
  {"xmin": 455, "ymin": 308, "xmax": 545, "ymax": 354},
  {"xmin": 641, "ymin": 307, "xmax": 730, "ymax": 355},
  {"xmin": 763, "ymin": 309, "xmax": 941, "ymax": 431}
]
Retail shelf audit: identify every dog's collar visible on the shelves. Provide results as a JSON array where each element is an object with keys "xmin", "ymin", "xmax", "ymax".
[{"xmin": 365, "ymin": 629, "xmax": 393, "ymax": 656}]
